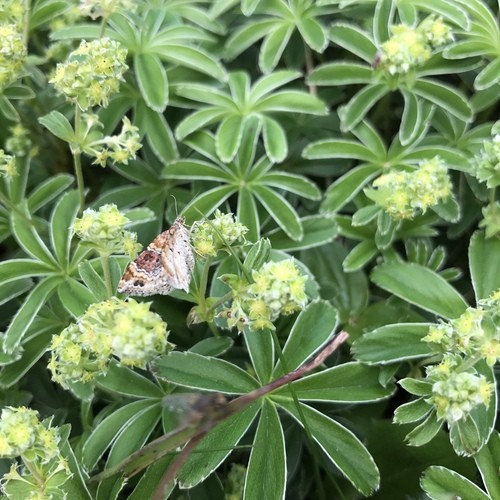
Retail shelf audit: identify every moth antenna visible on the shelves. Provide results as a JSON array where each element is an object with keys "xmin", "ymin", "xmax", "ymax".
[{"xmin": 169, "ymin": 195, "xmax": 179, "ymax": 217}]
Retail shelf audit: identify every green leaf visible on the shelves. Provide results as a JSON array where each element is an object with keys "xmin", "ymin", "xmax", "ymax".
[
  {"xmin": 449, "ymin": 415, "xmax": 481, "ymax": 456},
  {"xmin": 252, "ymin": 185, "xmax": 303, "ymax": 240},
  {"xmin": 308, "ymin": 62, "xmax": 373, "ymax": 86},
  {"xmin": 134, "ymin": 53, "xmax": 168, "ymax": 112},
  {"xmin": 297, "ymin": 16, "xmax": 328, "ymax": 52},
  {"xmin": 406, "ymin": 411, "xmax": 443, "ymax": 447},
  {"xmin": 273, "ymin": 300, "xmax": 338, "ymax": 377},
  {"xmin": 0, "ymin": 259, "xmax": 53, "ymax": 285},
  {"xmin": 469, "ymin": 231, "xmax": 500, "ymax": 301},
  {"xmin": 216, "ymin": 115, "xmax": 246, "ymax": 163},
  {"xmin": 157, "ymin": 44, "xmax": 226, "ymax": 82},
  {"xmin": 329, "ymin": 23, "xmax": 377, "ymax": 63},
  {"xmin": 373, "ymin": 0, "xmax": 395, "ymax": 44},
  {"xmin": 78, "ymin": 261, "xmax": 108, "ymax": 302},
  {"xmin": 178, "ymin": 402, "xmax": 261, "ymax": 488},
  {"xmin": 421, "ymin": 466, "xmax": 489, "ymax": 500},
  {"xmin": 475, "ymin": 58, "xmax": 500, "ymax": 90},
  {"xmin": 371, "ymin": 262, "xmax": 468, "ymax": 319},
  {"xmin": 321, "ymin": 164, "xmax": 380, "ymax": 212},
  {"xmin": 274, "ymin": 362, "xmax": 394, "ymax": 402},
  {"xmin": 259, "ymin": 23, "xmax": 294, "ymax": 74},
  {"xmin": 262, "ymin": 172, "xmax": 320, "ymax": 199},
  {"xmin": 29, "ymin": 0, "xmax": 70, "ymax": 29},
  {"xmin": 0, "ymin": 330, "xmax": 53, "ymax": 389},
  {"xmin": 182, "ymin": 185, "xmax": 236, "ymax": 222},
  {"xmin": 97, "ymin": 363, "xmax": 163, "ymax": 399},
  {"xmin": 3, "ymin": 276, "xmax": 61, "ymax": 353},
  {"xmin": 261, "ymin": 116, "xmax": 287, "ymax": 163},
  {"xmin": 128, "ymin": 456, "xmax": 174, "ymax": 500},
  {"xmin": 303, "ymin": 139, "xmax": 377, "ymax": 162},
  {"xmin": 250, "ymin": 71, "xmax": 301, "ymax": 102},
  {"xmin": 399, "ymin": 378, "xmax": 432, "ymax": 397},
  {"xmin": 400, "ymin": 89, "xmax": 424, "ymax": 146},
  {"xmin": 255, "ymin": 91, "xmax": 327, "ymax": 115},
  {"xmin": 135, "ymin": 104, "xmax": 178, "ymax": 163},
  {"xmin": 175, "ymin": 107, "xmax": 228, "ymax": 140},
  {"xmin": 339, "ymin": 83, "xmax": 389, "ymax": 131},
  {"xmin": 106, "ymin": 403, "xmax": 162, "ymax": 467},
  {"xmin": 300, "ymin": 243, "xmax": 369, "ymax": 322},
  {"xmin": 432, "ymin": 195, "xmax": 461, "ymax": 223},
  {"xmin": 0, "ymin": 279, "xmax": 32, "ymax": 307},
  {"xmin": 11, "ymin": 213, "xmax": 57, "ymax": 267},
  {"xmin": 155, "ymin": 351, "xmax": 260, "ymax": 394},
  {"xmin": 343, "ymin": 240, "xmax": 378, "ymax": 272},
  {"xmin": 394, "ymin": 398, "xmax": 432, "ymax": 424},
  {"xmin": 474, "ymin": 432, "xmax": 500, "ymax": 500},
  {"xmin": 57, "ymin": 279, "xmax": 95, "ymax": 318},
  {"xmin": 163, "ymin": 160, "xmax": 233, "ymax": 182},
  {"xmin": 175, "ymin": 84, "xmax": 235, "ymax": 108},
  {"xmin": 267, "ymin": 214, "xmax": 337, "ymax": 251},
  {"xmin": 237, "ymin": 187, "xmax": 260, "ymax": 241},
  {"xmin": 413, "ymin": 79, "xmax": 472, "ymax": 122},
  {"xmin": 50, "ymin": 190, "xmax": 79, "ymax": 268},
  {"xmin": 38, "ymin": 111, "xmax": 76, "ymax": 143},
  {"xmin": 352, "ymin": 323, "xmax": 432, "ymax": 364},
  {"xmin": 189, "ymin": 337, "xmax": 234, "ymax": 357},
  {"xmin": 280, "ymin": 401, "xmax": 379, "ymax": 496},
  {"xmin": 225, "ymin": 19, "xmax": 278, "ymax": 60},
  {"xmin": 243, "ymin": 238, "xmax": 271, "ymax": 271},
  {"xmin": 444, "ymin": 40, "xmax": 487, "ymax": 59},
  {"xmin": 409, "ymin": 0, "xmax": 470, "ymax": 28},
  {"xmin": 28, "ymin": 174, "xmax": 74, "ymax": 213},
  {"xmin": 243, "ymin": 327, "xmax": 274, "ymax": 384},
  {"xmin": 245, "ymin": 401, "xmax": 286, "ymax": 500},
  {"xmin": 82, "ymin": 400, "xmax": 158, "ymax": 470}
]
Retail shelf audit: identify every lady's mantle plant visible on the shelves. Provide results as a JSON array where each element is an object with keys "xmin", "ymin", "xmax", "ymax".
[{"xmin": 0, "ymin": 1, "xmax": 499, "ymax": 499}]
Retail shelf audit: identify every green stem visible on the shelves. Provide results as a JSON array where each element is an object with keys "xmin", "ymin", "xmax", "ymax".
[
  {"xmin": 100, "ymin": 252, "xmax": 114, "ymax": 297},
  {"xmin": 0, "ymin": 189, "xmax": 33, "ymax": 224},
  {"xmin": 195, "ymin": 257, "xmax": 221, "ymax": 336},
  {"xmin": 270, "ymin": 329, "xmax": 328, "ymax": 500},
  {"xmin": 456, "ymin": 352, "xmax": 483, "ymax": 373},
  {"xmin": 304, "ymin": 43, "xmax": 317, "ymax": 96},
  {"xmin": 22, "ymin": 457, "xmax": 45, "ymax": 487},
  {"xmin": 73, "ymin": 106, "xmax": 85, "ymax": 215},
  {"xmin": 489, "ymin": 187, "xmax": 496, "ymax": 208},
  {"xmin": 80, "ymin": 400, "xmax": 93, "ymax": 433}
]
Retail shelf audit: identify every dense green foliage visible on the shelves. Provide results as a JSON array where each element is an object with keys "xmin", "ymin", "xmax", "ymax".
[{"xmin": 0, "ymin": 0, "xmax": 499, "ymax": 499}]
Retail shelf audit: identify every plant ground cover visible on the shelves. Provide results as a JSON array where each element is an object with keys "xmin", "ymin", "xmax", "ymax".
[{"xmin": 0, "ymin": 0, "xmax": 499, "ymax": 499}]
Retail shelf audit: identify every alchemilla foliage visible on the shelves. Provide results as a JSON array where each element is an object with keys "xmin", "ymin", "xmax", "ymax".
[{"xmin": 0, "ymin": 0, "xmax": 499, "ymax": 499}]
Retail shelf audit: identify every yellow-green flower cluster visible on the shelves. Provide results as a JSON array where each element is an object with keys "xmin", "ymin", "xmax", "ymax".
[
  {"xmin": 424, "ymin": 289, "xmax": 500, "ymax": 367},
  {"xmin": 479, "ymin": 202, "xmax": 500, "ymax": 238},
  {"xmin": 5, "ymin": 123, "xmax": 32, "ymax": 157},
  {"xmin": 222, "ymin": 259, "xmax": 308, "ymax": 332},
  {"xmin": 0, "ymin": 407, "xmax": 71, "ymax": 500},
  {"xmin": 49, "ymin": 297, "xmax": 170, "ymax": 387},
  {"xmin": 77, "ymin": 114, "xmax": 141, "ymax": 167},
  {"xmin": 370, "ymin": 157, "xmax": 452, "ymax": 219},
  {"xmin": 427, "ymin": 366, "xmax": 492, "ymax": 423},
  {"xmin": 79, "ymin": 0, "xmax": 137, "ymax": 19},
  {"xmin": 192, "ymin": 210, "xmax": 248, "ymax": 258},
  {"xmin": 50, "ymin": 37, "xmax": 128, "ymax": 110},
  {"xmin": 73, "ymin": 204, "xmax": 141, "ymax": 257},
  {"xmin": 224, "ymin": 463, "xmax": 246, "ymax": 500},
  {"xmin": 0, "ymin": 0, "xmax": 26, "ymax": 26},
  {"xmin": 0, "ymin": 407, "xmax": 60, "ymax": 461},
  {"xmin": 0, "ymin": 23, "xmax": 26, "ymax": 90},
  {"xmin": 379, "ymin": 16, "xmax": 453, "ymax": 75},
  {"xmin": 0, "ymin": 149, "xmax": 17, "ymax": 178},
  {"xmin": 475, "ymin": 134, "xmax": 500, "ymax": 188}
]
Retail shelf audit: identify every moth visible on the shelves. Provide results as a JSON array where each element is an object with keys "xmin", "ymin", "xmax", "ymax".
[{"xmin": 117, "ymin": 217, "xmax": 194, "ymax": 296}]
